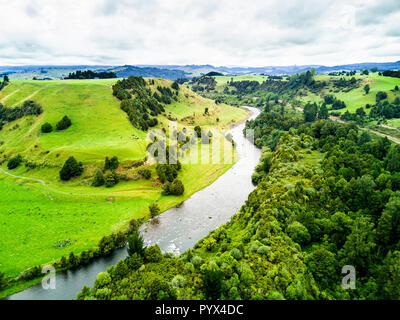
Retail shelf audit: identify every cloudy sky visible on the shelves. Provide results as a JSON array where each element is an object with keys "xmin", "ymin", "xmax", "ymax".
[{"xmin": 0, "ymin": 0, "xmax": 399, "ymax": 67}]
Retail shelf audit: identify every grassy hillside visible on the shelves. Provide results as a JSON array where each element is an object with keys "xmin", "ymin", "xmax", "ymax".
[
  {"xmin": 0, "ymin": 78, "xmax": 248, "ymax": 296},
  {"xmin": 297, "ymin": 74, "xmax": 400, "ymax": 116}
]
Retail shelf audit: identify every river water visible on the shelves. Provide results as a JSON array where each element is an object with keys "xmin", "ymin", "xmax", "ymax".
[{"xmin": 7, "ymin": 106, "xmax": 261, "ymax": 300}]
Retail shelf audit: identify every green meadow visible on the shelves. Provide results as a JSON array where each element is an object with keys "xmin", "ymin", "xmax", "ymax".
[{"xmin": 0, "ymin": 78, "xmax": 248, "ymax": 293}]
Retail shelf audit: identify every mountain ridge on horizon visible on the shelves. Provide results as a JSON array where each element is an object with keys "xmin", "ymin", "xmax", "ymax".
[{"xmin": 1, "ymin": 60, "xmax": 399, "ymax": 80}]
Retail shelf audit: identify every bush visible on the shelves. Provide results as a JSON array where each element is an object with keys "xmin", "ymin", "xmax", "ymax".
[
  {"xmin": 138, "ymin": 168, "xmax": 151, "ymax": 179},
  {"xmin": 92, "ymin": 169, "xmax": 105, "ymax": 187},
  {"xmin": 144, "ymin": 245, "xmax": 163, "ymax": 263},
  {"xmin": 287, "ymin": 221, "xmax": 311, "ymax": 245},
  {"xmin": 7, "ymin": 155, "xmax": 23, "ymax": 170},
  {"xmin": 59, "ymin": 156, "xmax": 84, "ymax": 181},
  {"xmin": 127, "ymin": 231, "xmax": 145, "ymax": 257},
  {"xmin": 163, "ymin": 179, "xmax": 185, "ymax": 195},
  {"xmin": 104, "ymin": 156, "xmax": 119, "ymax": 171},
  {"xmin": 104, "ymin": 171, "xmax": 119, "ymax": 187},
  {"xmin": 149, "ymin": 202, "xmax": 160, "ymax": 218},
  {"xmin": 56, "ymin": 115, "xmax": 72, "ymax": 131},
  {"xmin": 41, "ymin": 122, "xmax": 53, "ymax": 133},
  {"xmin": 230, "ymin": 248, "xmax": 243, "ymax": 260}
]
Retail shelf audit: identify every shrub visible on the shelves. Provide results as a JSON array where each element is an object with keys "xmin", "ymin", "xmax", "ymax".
[
  {"xmin": 149, "ymin": 202, "xmax": 160, "ymax": 218},
  {"xmin": 104, "ymin": 171, "xmax": 119, "ymax": 187},
  {"xmin": 144, "ymin": 245, "xmax": 163, "ymax": 263},
  {"xmin": 230, "ymin": 248, "xmax": 243, "ymax": 260},
  {"xmin": 59, "ymin": 156, "xmax": 83, "ymax": 181},
  {"xmin": 138, "ymin": 168, "xmax": 151, "ymax": 179},
  {"xmin": 92, "ymin": 169, "xmax": 105, "ymax": 187},
  {"xmin": 287, "ymin": 221, "xmax": 311, "ymax": 245},
  {"xmin": 104, "ymin": 156, "xmax": 119, "ymax": 171},
  {"xmin": 94, "ymin": 272, "xmax": 111, "ymax": 289},
  {"xmin": 7, "ymin": 155, "xmax": 23, "ymax": 170},
  {"xmin": 41, "ymin": 122, "xmax": 53, "ymax": 133},
  {"xmin": 127, "ymin": 231, "xmax": 145, "ymax": 257},
  {"xmin": 56, "ymin": 115, "xmax": 72, "ymax": 131},
  {"xmin": 163, "ymin": 179, "xmax": 185, "ymax": 195}
]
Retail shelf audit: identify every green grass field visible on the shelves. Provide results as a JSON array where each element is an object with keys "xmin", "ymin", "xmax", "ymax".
[
  {"xmin": 298, "ymin": 74, "xmax": 400, "ymax": 118},
  {"xmin": 0, "ymin": 79, "xmax": 248, "ymax": 294}
]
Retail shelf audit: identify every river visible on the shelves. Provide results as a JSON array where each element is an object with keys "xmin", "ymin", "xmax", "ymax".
[{"xmin": 7, "ymin": 106, "xmax": 261, "ymax": 300}]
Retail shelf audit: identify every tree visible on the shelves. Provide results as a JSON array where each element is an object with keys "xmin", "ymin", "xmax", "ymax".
[
  {"xmin": 304, "ymin": 103, "xmax": 318, "ymax": 122},
  {"xmin": 144, "ymin": 245, "xmax": 163, "ymax": 263},
  {"xmin": 41, "ymin": 122, "xmax": 53, "ymax": 133},
  {"xmin": 364, "ymin": 84, "xmax": 370, "ymax": 94},
  {"xmin": 358, "ymin": 131, "xmax": 371, "ymax": 146},
  {"xmin": 149, "ymin": 202, "xmax": 160, "ymax": 218},
  {"xmin": 287, "ymin": 221, "xmax": 311, "ymax": 245},
  {"xmin": 3, "ymin": 75, "xmax": 9, "ymax": 83},
  {"xmin": 56, "ymin": 115, "xmax": 72, "ymax": 131},
  {"xmin": 92, "ymin": 169, "xmax": 105, "ymax": 187},
  {"xmin": 386, "ymin": 145, "xmax": 400, "ymax": 172},
  {"xmin": 104, "ymin": 156, "xmax": 119, "ymax": 171},
  {"xmin": 163, "ymin": 179, "xmax": 184, "ymax": 195},
  {"xmin": 127, "ymin": 231, "xmax": 145, "ymax": 257},
  {"xmin": 104, "ymin": 171, "xmax": 119, "ymax": 187},
  {"xmin": 59, "ymin": 156, "xmax": 83, "ymax": 181},
  {"xmin": 204, "ymin": 107, "xmax": 209, "ymax": 115},
  {"xmin": 341, "ymin": 217, "xmax": 376, "ymax": 271},
  {"xmin": 203, "ymin": 268, "xmax": 223, "ymax": 300},
  {"xmin": 7, "ymin": 155, "xmax": 23, "ymax": 170},
  {"xmin": 376, "ymin": 91, "xmax": 388, "ymax": 103},
  {"xmin": 318, "ymin": 104, "xmax": 329, "ymax": 120}
]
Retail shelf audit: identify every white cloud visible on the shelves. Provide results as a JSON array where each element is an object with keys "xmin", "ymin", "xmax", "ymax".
[{"xmin": 0, "ymin": 0, "xmax": 399, "ymax": 66}]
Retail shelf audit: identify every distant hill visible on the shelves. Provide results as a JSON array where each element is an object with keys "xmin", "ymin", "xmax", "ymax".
[{"xmin": 1, "ymin": 61, "xmax": 399, "ymax": 80}]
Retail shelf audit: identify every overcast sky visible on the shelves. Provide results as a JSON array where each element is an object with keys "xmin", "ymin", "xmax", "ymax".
[{"xmin": 1, "ymin": 0, "xmax": 399, "ymax": 67}]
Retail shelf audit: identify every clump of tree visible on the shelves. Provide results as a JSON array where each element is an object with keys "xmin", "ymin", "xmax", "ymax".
[
  {"xmin": 7, "ymin": 155, "xmax": 23, "ymax": 170},
  {"xmin": 104, "ymin": 171, "xmax": 119, "ymax": 188},
  {"xmin": 41, "ymin": 122, "xmax": 53, "ymax": 133},
  {"xmin": 104, "ymin": 156, "xmax": 119, "ymax": 171},
  {"xmin": 163, "ymin": 179, "xmax": 184, "ymax": 195},
  {"xmin": 56, "ymin": 116, "xmax": 72, "ymax": 131},
  {"xmin": 112, "ymin": 76, "xmax": 164, "ymax": 131},
  {"xmin": 59, "ymin": 156, "xmax": 83, "ymax": 181},
  {"xmin": 0, "ymin": 100, "xmax": 42, "ymax": 130},
  {"xmin": 0, "ymin": 75, "xmax": 10, "ymax": 91}
]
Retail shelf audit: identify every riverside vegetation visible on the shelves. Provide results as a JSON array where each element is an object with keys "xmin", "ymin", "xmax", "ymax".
[{"xmin": 78, "ymin": 70, "xmax": 400, "ymax": 300}]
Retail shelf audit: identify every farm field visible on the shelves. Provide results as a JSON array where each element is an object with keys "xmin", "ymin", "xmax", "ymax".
[{"xmin": 0, "ymin": 78, "xmax": 248, "ymax": 296}]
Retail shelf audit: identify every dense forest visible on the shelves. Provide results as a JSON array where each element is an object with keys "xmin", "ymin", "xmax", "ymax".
[
  {"xmin": 64, "ymin": 70, "xmax": 117, "ymax": 79},
  {"xmin": 112, "ymin": 76, "xmax": 168, "ymax": 131},
  {"xmin": 78, "ymin": 99, "xmax": 400, "ymax": 300}
]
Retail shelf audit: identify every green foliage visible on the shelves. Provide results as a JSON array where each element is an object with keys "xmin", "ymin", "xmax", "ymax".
[
  {"xmin": 138, "ymin": 168, "xmax": 151, "ymax": 179},
  {"xmin": 7, "ymin": 155, "xmax": 23, "ymax": 170},
  {"xmin": 0, "ymin": 100, "xmax": 42, "ymax": 130},
  {"xmin": 92, "ymin": 169, "xmax": 105, "ymax": 187},
  {"xmin": 144, "ymin": 245, "xmax": 163, "ymax": 263},
  {"xmin": 59, "ymin": 156, "xmax": 83, "ymax": 181},
  {"xmin": 149, "ymin": 202, "xmax": 160, "ymax": 218},
  {"xmin": 287, "ymin": 221, "xmax": 311, "ymax": 245},
  {"xmin": 127, "ymin": 231, "xmax": 145, "ymax": 257},
  {"xmin": 104, "ymin": 156, "xmax": 119, "ymax": 171},
  {"xmin": 41, "ymin": 122, "xmax": 53, "ymax": 133},
  {"xmin": 56, "ymin": 115, "xmax": 72, "ymax": 131},
  {"xmin": 104, "ymin": 171, "xmax": 119, "ymax": 187},
  {"xmin": 163, "ymin": 179, "xmax": 185, "ymax": 196}
]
